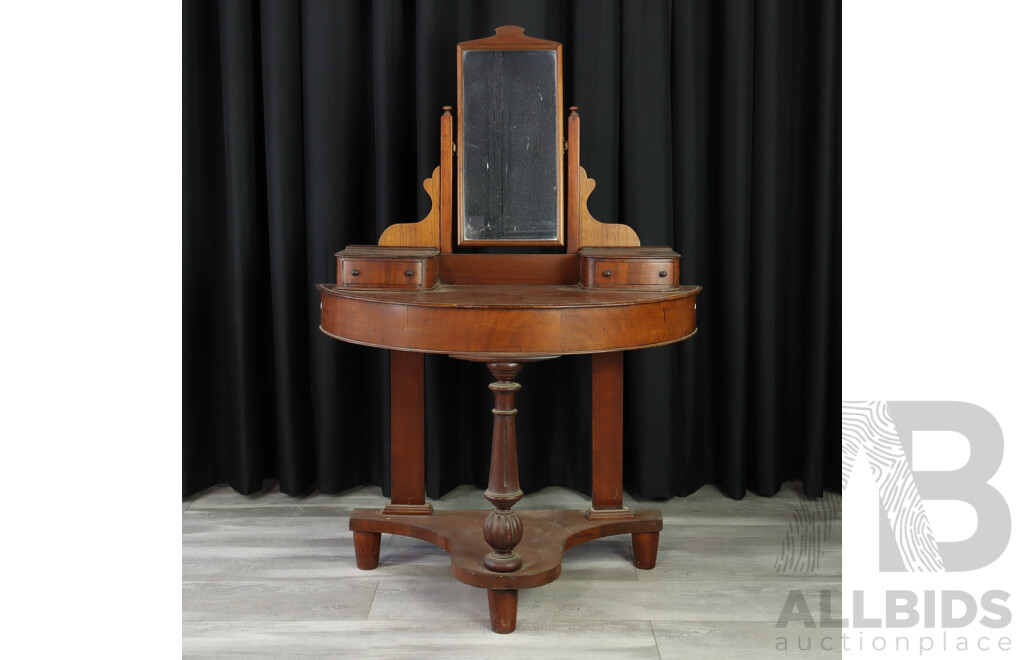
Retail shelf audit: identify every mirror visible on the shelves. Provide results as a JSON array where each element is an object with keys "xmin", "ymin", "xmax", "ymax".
[{"xmin": 457, "ymin": 28, "xmax": 563, "ymax": 246}]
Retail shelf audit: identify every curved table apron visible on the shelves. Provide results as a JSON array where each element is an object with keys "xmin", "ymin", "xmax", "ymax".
[
  {"xmin": 318, "ymin": 283, "xmax": 701, "ymax": 356},
  {"xmin": 317, "ymin": 282, "xmax": 701, "ymax": 633}
]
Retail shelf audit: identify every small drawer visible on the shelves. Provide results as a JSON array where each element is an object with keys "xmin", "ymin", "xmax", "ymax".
[
  {"xmin": 335, "ymin": 246, "xmax": 439, "ymax": 289},
  {"xmin": 592, "ymin": 260, "xmax": 675, "ymax": 288},
  {"xmin": 341, "ymin": 259, "xmax": 424, "ymax": 286},
  {"xmin": 579, "ymin": 247, "xmax": 680, "ymax": 290}
]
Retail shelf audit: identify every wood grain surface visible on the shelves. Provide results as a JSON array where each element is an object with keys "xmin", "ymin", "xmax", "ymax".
[
  {"xmin": 318, "ymin": 284, "xmax": 700, "ymax": 356},
  {"xmin": 378, "ymin": 167, "xmax": 442, "ymax": 248},
  {"xmin": 568, "ymin": 109, "xmax": 641, "ymax": 249}
]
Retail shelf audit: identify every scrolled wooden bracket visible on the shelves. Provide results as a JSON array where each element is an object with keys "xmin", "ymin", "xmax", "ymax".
[
  {"xmin": 577, "ymin": 166, "xmax": 640, "ymax": 248},
  {"xmin": 379, "ymin": 107, "xmax": 452, "ymax": 251},
  {"xmin": 378, "ymin": 166, "xmax": 441, "ymax": 248},
  {"xmin": 567, "ymin": 107, "xmax": 640, "ymax": 250}
]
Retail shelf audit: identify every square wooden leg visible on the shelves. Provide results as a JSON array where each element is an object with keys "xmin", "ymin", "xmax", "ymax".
[
  {"xmin": 587, "ymin": 351, "xmax": 634, "ymax": 520},
  {"xmin": 383, "ymin": 350, "xmax": 432, "ymax": 515}
]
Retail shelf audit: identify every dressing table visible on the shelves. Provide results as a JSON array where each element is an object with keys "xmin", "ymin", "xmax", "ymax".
[{"xmin": 317, "ymin": 26, "xmax": 700, "ymax": 633}]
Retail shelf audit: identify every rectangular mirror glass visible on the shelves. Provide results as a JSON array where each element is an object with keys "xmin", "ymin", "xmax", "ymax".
[{"xmin": 458, "ymin": 43, "xmax": 562, "ymax": 245}]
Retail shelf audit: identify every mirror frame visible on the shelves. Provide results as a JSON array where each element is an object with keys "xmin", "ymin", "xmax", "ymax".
[{"xmin": 456, "ymin": 26, "xmax": 564, "ymax": 247}]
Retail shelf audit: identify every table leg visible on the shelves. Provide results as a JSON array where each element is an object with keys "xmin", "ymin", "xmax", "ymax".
[
  {"xmin": 632, "ymin": 531, "xmax": 660, "ymax": 569},
  {"xmin": 482, "ymin": 362, "xmax": 524, "ymax": 573},
  {"xmin": 487, "ymin": 589, "xmax": 518, "ymax": 634},
  {"xmin": 383, "ymin": 350, "xmax": 432, "ymax": 515},
  {"xmin": 350, "ymin": 354, "xmax": 663, "ymax": 634},
  {"xmin": 353, "ymin": 531, "xmax": 381, "ymax": 570},
  {"xmin": 587, "ymin": 351, "xmax": 634, "ymax": 520}
]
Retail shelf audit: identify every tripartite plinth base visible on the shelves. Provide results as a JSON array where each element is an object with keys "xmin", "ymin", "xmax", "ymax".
[{"xmin": 349, "ymin": 508, "xmax": 662, "ymax": 633}]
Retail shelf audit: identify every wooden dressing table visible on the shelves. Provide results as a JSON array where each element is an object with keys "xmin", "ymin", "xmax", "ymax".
[{"xmin": 318, "ymin": 26, "xmax": 700, "ymax": 633}]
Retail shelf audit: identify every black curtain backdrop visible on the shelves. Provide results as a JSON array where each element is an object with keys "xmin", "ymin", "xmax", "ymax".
[{"xmin": 183, "ymin": 0, "xmax": 840, "ymax": 501}]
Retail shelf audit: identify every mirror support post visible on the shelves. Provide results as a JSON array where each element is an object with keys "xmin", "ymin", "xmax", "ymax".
[
  {"xmin": 440, "ymin": 107, "xmax": 454, "ymax": 253},
  {"xmin": 566, "ymin": 107, "xmax": 580, "ymax": 253}
]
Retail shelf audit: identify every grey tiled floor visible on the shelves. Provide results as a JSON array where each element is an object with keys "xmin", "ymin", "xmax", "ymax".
[{"xmin": 183, "ymin": 482, "xmax": 841, "ymax": 658}]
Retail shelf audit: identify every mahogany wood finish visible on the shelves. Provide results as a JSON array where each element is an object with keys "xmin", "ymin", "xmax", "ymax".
[
  {"xmin": 488, "ymin": 590, "xmax": 518, "ymax": 635},
  {"xmin": 382, "ymin": 350, "xmax": 431, "ymax": 516},
  {"xmin": 579, "ymin": 246, "xmax": 680, "ymax": 290},
  {"xmin": 378, "ymin": 167, "xmax": 441, "ymax": 248},
  {"xmin": 456, "ymin": 26, "xmax": 564, "ymax": 247},
  {"xmin": 336, "ymin": 246, "xmax": 439, "ymax": 290},
  {"xmin": 566, "ymin": 107, "xmax": 581, "ymax": 253},
  {"xmin": 349, "ymin": 508, "xmax": 663, "ymax": 590},
  {"xmin": 319, "ymin": 25, "xmax": 699, "ymax": 634},
  {"xmin": 440, "ymin": 107, "xmax": 454, "ymax": 253},
  {"xmin": 587, "ymin": 351, "xmax": 632, "ymax": 520},
  {"xmin": 352, "ymin": 531, "xmax": 381, "ymax": 570},
  {"xmin": 318, "ymin": 283, "xmax": 700, "ymax": 357},
  {"xmin": 439, "ymin": 253, "xmax": 578, "ymax": 285},
  {"xmin": 378, "ymin": 106, "xmax": 454, "ymax": 250},
  {"xmin": 351, "ymin": 507, "xmax": 663, "ymax": 632},
  {"xmin": 631, "ymin": 531, "xmax": 660, "ymax": 570},
  {"xmin": 570, "ymin": 109, "xmax": 641, "ymax": 249},
  {"xmin": 481, "ymin": 362, "xmax": 525, "ymax": 572},
  {"xmin": 577, "ymin": 165, "xmax": 641, "ymax": 248}
]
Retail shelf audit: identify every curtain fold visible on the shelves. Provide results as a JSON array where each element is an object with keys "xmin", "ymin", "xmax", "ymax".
[{"xmin": 184, "ymin": 0, "xmax": 841, "ymax": 500}]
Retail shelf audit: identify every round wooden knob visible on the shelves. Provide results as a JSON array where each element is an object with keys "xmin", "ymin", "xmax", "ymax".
[
  {"xmin": 659, "ymin": 271, "xmax": 668, "ymax": 278},
  {"xmin": 603, "ymin": 270, "xmax": 612, "ymax": 277},
  {"xmin": 405, "ymin": 270, "xmax": 414, "ymax": 277},
  {"xmin": 350, "ymin": 269, "xmax": 359, "ymax": 276}
]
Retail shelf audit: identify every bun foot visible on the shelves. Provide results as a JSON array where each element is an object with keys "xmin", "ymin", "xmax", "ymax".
[
  {"xmin": 487, "ymin": 589, "xmax": 518, "ymax": 633},
  {"xmin": 632, "ymin": 531, "xmax": 659, "ymax": 569},
  {"xmin": 353, "ymin": 531, "xmax": 381, "ymax": 570}
]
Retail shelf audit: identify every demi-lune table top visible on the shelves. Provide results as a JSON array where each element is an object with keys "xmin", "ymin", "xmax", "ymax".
[{"xmin": 318, "ymin": 283, "xmax": 701, "ymax": 358}]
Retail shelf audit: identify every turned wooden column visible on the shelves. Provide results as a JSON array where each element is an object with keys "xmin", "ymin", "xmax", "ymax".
[{"xmin": 482, "ymin": 362, "xmax": 525, "ymax": 572}]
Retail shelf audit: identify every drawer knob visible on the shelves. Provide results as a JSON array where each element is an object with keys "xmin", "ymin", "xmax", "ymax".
[
  {"xmin": 659, "ymin": 271, "xmax": 668, "ymax": 278},
  {"xmin": 405, "ymin": 270, "xmax": 414, "ymax": 277},
  {"xmin": 602, "ymin": 270, "xmax": 612, "ymax": 277},
  {"xmin": 350, "ymin": 269, "xmax": 359, "ymax": 276}
]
